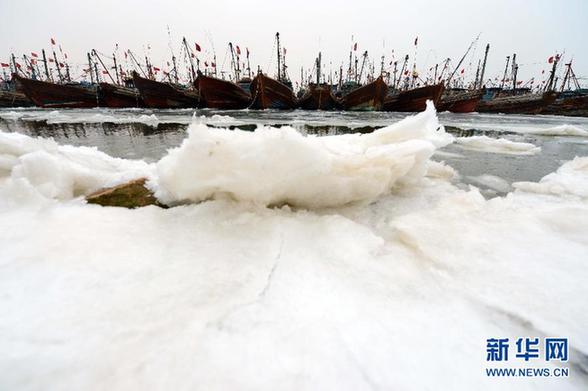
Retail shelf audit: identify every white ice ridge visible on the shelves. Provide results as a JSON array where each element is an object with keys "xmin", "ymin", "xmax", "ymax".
[
  {"xmin": 156, "ymin": 102, "xmax": 452, "ymax": 208},
  {"xmin": 514, "ymin": 156, "xmax": 588, "ymax": 198},
  {"xmin": 0, "ymin": 131, "xmax": 153, "ymax": 204},
  {"xmin": 455, "ymin": 135, "xmax": 541, "ymax": 155}
]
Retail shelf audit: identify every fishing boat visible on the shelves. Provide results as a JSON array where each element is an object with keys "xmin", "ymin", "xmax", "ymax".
[
  {"xmin": 542, "ymin": 91, "xmax": 588, "ymax": 117},
  {"xmin": 0, "ymin": 89, "xmax": 33, "ymax": 107},
  {"xmin": 383, "ymin": 83, "xmax": 444, "ymax": 112},
  {"xmin": 437, "ymin": 89, "xmax": 483, "ymax": 113},
  {"xmin": 249, "ymin": 33, "xmax": 296, "ymax": 110},
  {"xmin": 477, "ymin": 90, "xmax": 558, "ymax": 114},
  {"xmin": 249, "ymin": 72, "xmax": 297, "ymax": 109},
  {"xmin": 98, "ymin": 82, "xmax": 144, "ymax": 108},
  {"xmin": 298, "ymin": 83, "xmax": 341, "ymax": 110},
  {"xmin": 340, "ymin": 76, "xmax": 388, "ymax": 111},
  {"xmin": 13, "ymin": 73, "xmax": 100, "ymax": 108},
  {"xmin": 541, "ymin": 63, "xmax": 588, "ymax": 117},
  {"xmin": 298, "ymin": 52, "xmax": 341, "ymax": 110},
  {"xmin": 132, "ymin": 71, "xmax": 199, "ymax": 109},
  {"xmin": 195, "ymin": 71, "xmax": 251, "ymax": 110}
]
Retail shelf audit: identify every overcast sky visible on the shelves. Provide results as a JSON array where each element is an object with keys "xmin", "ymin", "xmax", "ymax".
[{"xmin": 1, "ymin": 0, "xmax": 586, "ymax": 87}]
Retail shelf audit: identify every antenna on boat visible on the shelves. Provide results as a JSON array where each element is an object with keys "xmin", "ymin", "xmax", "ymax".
[
  {"xmin": 112, "ymin": 52, "xmax": 120, "ymax": 85},
  {"xmin": 316, "ymin": 52, "xmax": 322, "ymax": 84}
]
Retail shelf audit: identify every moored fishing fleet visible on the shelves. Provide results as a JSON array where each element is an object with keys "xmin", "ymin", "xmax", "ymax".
[{"xmin": 1, "ymin": 33, "xmax": 587, "ymax": 116}]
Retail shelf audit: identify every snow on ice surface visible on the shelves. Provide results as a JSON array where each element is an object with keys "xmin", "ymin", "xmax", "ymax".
[
  {"xmin": 456, "ymin": 135, "xmax": 541, "ymax": 155},
  {"xmin": 1, "ymin": 107, "xmax": 588, "ymax": 390}
]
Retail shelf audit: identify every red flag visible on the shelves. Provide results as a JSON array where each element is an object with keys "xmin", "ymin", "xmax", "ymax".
[
  {"xmin": 195, "ymin": 43, "xmax": 201, "ymax": 52},
  {"xmin": 15, "ymin": 63, "xmax": 21, "ymax": 68},
  {"xmin": 236, "ymin": 45, "xmax": 241, "ymax": 55},
  {"xmin": 0, "ymin": 63, "xmax": 9, "ymax": 67},
  {"xmin": 460, "ymin": 68, "xmax": 464, "ymax": 74},
  {"xmin": 102, "ymin": 70, "xmax": 108, "ymax": 74},
  {"xmin": 31, "ymin": 52, "xmax": 39, "ymax": 58},
  {"xmin": 191, "ymin": 53, "xmax": 195, "ymax": 58},
  {"xmin": 404, "ymin": 70, "xmax": 409, "ymax": 76},
  {"xmin": 59, "ymin": 63, "xmax": 64, "ymax": 68},
  {"xmin": 50, "ymin": 38, "xmax": 56, "ymax": 45},
  {"xmin": 548, "ymin": 56, "xmax": 554, "ymax": 64},
  {"xmin": 517, "ymin": 81, "xmax": 523, "ymax": 85},
  {"xmin": 205, "ymin": 61, "xmax": 208, "ymax": 67},
  {"xmin": 124, "ymin": 52, "xmax": 128, "ymax": 59},
  {"xmin": 64, "ymin": 53, "xmax": 68, "ymax": 59},
  {"xmin": 153, "ymin": 66, "xmax": 160, "ymax": 72},
  {"xmin": 211, "ymin": 62, "xmax": 216, "ymax": 67},
  {"xmin": 353, "ymin": 43, "xmax": 357, "ymax": 51},
  {"xmin": 414, "ymin": 36, "xmax": 418, "ymax": 46},
  {"xmin": 49, "ymin": 58, "xmax": 55, "ymax": 63},
  {"xmin": 31, "ymin": 59, "xmax": 37, "ymax": 65},
  {"xmin": 541, "ymin": 70, "xmax": 545, "ymax": 74}
]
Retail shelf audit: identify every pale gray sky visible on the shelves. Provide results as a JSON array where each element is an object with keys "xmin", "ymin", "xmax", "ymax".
[{"xmin": 1, "ymin": 0, "xmax": 586, "ymax": 88}]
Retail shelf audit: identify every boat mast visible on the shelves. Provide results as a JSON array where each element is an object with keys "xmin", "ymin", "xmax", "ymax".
[
  {"xmin": 229, "ymin": 43, "xmax": 238, "ymax": 81},
  {"xmin": 92, "ymin": 50, "xmax": 116, "ymax": 84},
  {"xmin": 511, "ymin": 53, "xmax": 517, "ymax": 92},
  {"xmin": 500, "ymin": 56, "xmax": 510, "ymax": 89},
  {"xmin": 127, "ymin": 50, "xmax": 147, "ymax": 78},
  {"xmin": 316, "ymin": 52, "xmax": 321, "ymax": 84},
  {"xmin": 358, "ymin": 51, "xmax": 368, "ymax": 84},
  {"xmin": 396, "ymin": 55, "xmax": 408, "ymax": 90},
  {"xmin": 87, "ymin": 53, "xmax": 94, "ymax": 83},
  {"xmin": 182, "ymin": 37, "xmax": 196, "ymax": 83},
  {"xmin": 545, "ymin": 54, "xmax": 559, "ymax": 92},
  {"xmin": 276, "ymin": 32, "xmax": 281, "ymax": 82},
  {"xmin": 52, "ymin": 50, "xmax": 63, "ymax": 82},
  {"xmin": 246, "ymin": 48, "xmax": 251, "ymax": 79},
  {"xmin": 112, "ymin": 52, "xmax": 120, "ymax": 85},
  {"xmin": 445, "ymin": 35, "xmax": 479, "ymax": 88},
  {"xmin": 473, "ymin": 60, "xmax": 481, "ymax": 89},
  {"xmin": 478, "ymin": 43, "xmax": 490, "ymax": 89},
  {"xmin": 42, "ymin": 49, "xmax": 51, "ymax": 81}
]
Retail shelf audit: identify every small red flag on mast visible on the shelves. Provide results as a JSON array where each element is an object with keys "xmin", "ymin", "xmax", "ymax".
[
  {"xmin": 414, "ymin": 36, "xmax": 418, "ymax": 46},
  {"xmin": 31, "ymin": 52, "xmax": 39, "ymax": 58},
  {"xmin": 195, "ymin": 43, "xmax": 202, "ymax": 52},
  {"xmin": 50, "ymin": 38, "xmax": 56, "ymax": 45}
]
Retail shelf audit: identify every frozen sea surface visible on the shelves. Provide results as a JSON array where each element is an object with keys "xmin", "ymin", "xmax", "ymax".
[{"xmin": 0, "ymin": 106, "xmax": 587, "ymax": 390}]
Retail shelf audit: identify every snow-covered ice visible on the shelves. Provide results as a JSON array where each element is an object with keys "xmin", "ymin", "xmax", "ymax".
[
  {"xmin": 0, "ymin": 105, "xmax": 587, "ymax": 391},
  {"xmin": 456, "ymin": 135, "xmax": 541, "ymax": 155}
]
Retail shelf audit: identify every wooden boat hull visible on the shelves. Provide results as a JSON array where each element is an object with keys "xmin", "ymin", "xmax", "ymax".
[
  {"xmin": 542, "ymin": 94, "xmax": 588, "ymax": 117},
  {"xmin": 98, "ymin": 83, "xmax": 144, "ymax": 108},
  {"xmin": 132, "ymin": 72, "xmax": 199, "ymax": 109},
  {"xmin": 383, "ymin": 83, "xmax": 444, "ymax": 112},
  {"xmin": 477, "ymin": 91, "xmax": 558, "ymax": 114},
  {"xmin": 341, "ymin": 77, "xmax": 387, "ymax": 111},
  {"xmin": 13, "ymin": 74, "xmax": 99, "ymax": 108},
  {"xmin": 437, "ymin": 90, "xmax": 483, "ymax": 113},
  {"xmin": 298, "ymin": 84, "xmax": 341, "ymax": 110},
  {"xmin": 249, "ymin": 73, "xmax": 296, "ymax": 110},
  {"xmin": 195, "ymin": 74, "xmax": 251, "ymax": 109},
  {"xmin": 0, "ymin": 90, "xmax": 34, "ymax": 107}
]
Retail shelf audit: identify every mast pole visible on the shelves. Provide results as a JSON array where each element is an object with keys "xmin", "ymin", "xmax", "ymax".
[
  {"xmin": 92, "ymin": 50, "xmax": 116, "ymax": 84},
  {"xmin": 358, "ymin": 51, "xmax": 368, "ymax": 83},
  {"xmin": 396, "ymin": 55, "xmax": 408, "ymax": 90},
  {"xmin": 317, "ymin": 52, "xmax": 321, "ymax": 84},
  {"xmin": 500, "ymin": 56, "xmax": 510, "ymax": 89},
  {"xmin": 113, "ymin": 53, "xmax": 120, "ymax": 85},
  {"xmin": 511, "ymin": 53, "xmax": 517, "ymax": 91},
  {"xmin": 11, "ymin": 53, "xmax": 19, "ymax": 76},
  {"xmin": 52, "ymin": 50, "xmax": 63, "ymax": 82},
  {"xmin": 276, "ymin": 32, "xmax": 281, "ymax": 82},
  {"xmin": 229, "ymin": 43, "xmax": 237, "ymax": 81},
  {"xmin": 478, "ymin": 43, "xmax": 490, "ymax": 89},
  {"xmin": 42, "ymin": 49, "xmax": 51, "ymax": 81},
  {"xmin": 545, "ymin": 54, "xmax": 559, "ymax": 92},
  {"xmin": 87, "ymin": 53, "xmax": 94, "ymax": 83}
]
